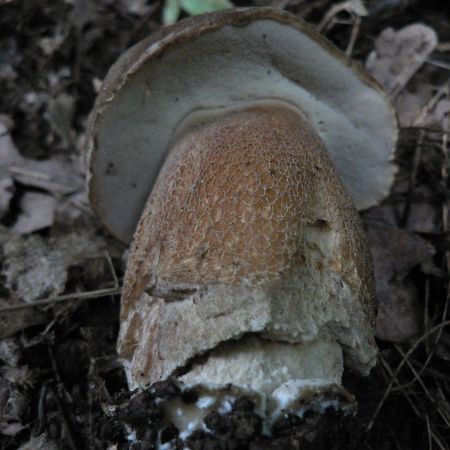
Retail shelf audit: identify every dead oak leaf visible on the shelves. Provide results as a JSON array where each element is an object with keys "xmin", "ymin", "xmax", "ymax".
[
  {"xmin": 367, "ymin": 225, "xmax": 435, "ymax": 342},
  {"xmin": 366, "ymin": 24, "xmax": 437, "ymax": 98}
]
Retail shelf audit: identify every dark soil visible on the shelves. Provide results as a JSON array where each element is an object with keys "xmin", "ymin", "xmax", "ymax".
[
  {"xmin": 98, "ymin": 379, "xmax": 354, "ymax": 450},
  {"xmin": 1, "ymin": 1, "xmax": 450, "ymax": 449}
]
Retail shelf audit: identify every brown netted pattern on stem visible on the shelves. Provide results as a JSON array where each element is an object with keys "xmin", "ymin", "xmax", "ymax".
[
  {"xmin": 124, "ymin": 107, "xmax": 370, "ymax": 304},
  {"xmin": 118, "ymin": 106, "xmax": 375, "ymax": 384}
]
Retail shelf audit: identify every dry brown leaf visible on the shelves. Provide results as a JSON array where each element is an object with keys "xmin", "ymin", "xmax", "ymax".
[
  {"xmin": 46, "ymin": 93, "xmax": 76, "ymax": 149},
  {"xmin": 364, "ymin": 183, "xmax": 441, "ymax": 234},
  {"xmin": 0, "ymin": 118, "xmax": 20, "ymax": 218},
  {"xmin": 394, "ymin": 84, "xmax": 431, "ymax": 127},
  {"xmin": 396, "ymin": 84, "xmax": 450, "ymax": 127},
  {"xmin": 0, "ymin": 305, "xmax": 47, "ymax": 339},
  {"xmin": 10, "ymin": 154, "xmax": 84, "ymax": 195},
  {"xmin": 367, "ymin": 225, "xmax": 435, "ymax": 342},
  {"xmin": 0, "ymin": 177, "xmax": 14, "ymax": 219},
  {"xmin": 2, "ymin": 229, "xmax": 107, "ymax": 304},
  {"xmin": 366, "ymin": 24, "xmax": 438, "ymax": 97},
  {"xmin": 12, "ymin": 192, "xmax": 57, "ymax": 234},
  {"xmin": 0, "ymin": 117, "xmax": 85, "ymax": 231}
]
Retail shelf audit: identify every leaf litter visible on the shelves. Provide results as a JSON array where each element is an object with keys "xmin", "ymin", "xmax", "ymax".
[{"xmin": 1, "ymin": 1, "xmax": 450, "ymax": 449}]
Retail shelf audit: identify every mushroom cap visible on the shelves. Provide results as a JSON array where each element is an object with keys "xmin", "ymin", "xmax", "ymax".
[{"xmin": 87, "ymin": 7, "xmax": 398, "ymax": 243}]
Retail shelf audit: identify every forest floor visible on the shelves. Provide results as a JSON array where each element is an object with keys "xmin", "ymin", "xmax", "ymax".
[{"xmin": 1, "ymin": 0, "xmax": 450, "ymax": 449}]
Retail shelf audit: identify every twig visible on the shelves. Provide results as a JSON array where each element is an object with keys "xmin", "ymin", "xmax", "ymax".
[
  {"xmin": 413, "ymin": 79, "xmax": 450, "ymax": 127},
  {"xmin": 47, "ymin": 346, "xmax": 78, "ymax": 450},
  {"xmin": 394, "ymin": 300, "xmax": 448, "ymax": 390},
  {"xmin": 425, "ymin": 415, "xmax": 432, "ymax": 450},
  {"xmin": 394, "ymin": 344, "xmax": 450, "ymax": 429},
  {"xmin": 367, "ymin": 320, "xmax": 450, "ymax": 432},
  {"xmin": 380, "ymin": 356, "xmax": 447, "ymax": 450},
  {"xmin": 8, "ymin": 166, "xmax": 52, "ymax": 180},
  {"xmin": 0, "ymin": 286, "xmax": 122, "ymax": 313},
  {"xmin": 441, "ymin": 82, "xmax": 450, "ymax": 270},
  {"xmin": 436, "ymin": 384, "xmax": 450, "ymax": 429},
  {"xmin": 104, "ymin": 250, "xmax": 119, "ymax": 288},
  {"xmin": 424, "ymin": 278, "xmax": 431, "ymax": 353},
  {"xmin": 379, "ymin": 356, "xmax": 421, "ymax": 417},
  {"xmin": 400, "ymin": 128, "xmax": 424, "ymax": 227},
  {"xmin": 427, "ymin": 58, "xmax": 450, "ymax": 71},
  {"xmin": 346, "ymin": 15, "xmax": 361, "ymax": 58}
]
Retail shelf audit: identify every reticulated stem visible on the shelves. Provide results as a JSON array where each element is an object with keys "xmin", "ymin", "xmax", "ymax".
[{"xmin": 119, "ymin": 104, "xmax": 376, "ymax": 396}]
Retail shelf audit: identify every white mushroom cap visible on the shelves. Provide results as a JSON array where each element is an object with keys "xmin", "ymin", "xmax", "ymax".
[{"xmin": 87, "ymin": 7, "xmax": 398, "ymax": 243}]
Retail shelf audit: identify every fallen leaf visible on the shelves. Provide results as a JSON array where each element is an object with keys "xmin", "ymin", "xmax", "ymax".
[
  {"xmin": 0, "ymin": 118, "xmax": 85, "ymax": 229},
  {"xmin": 46, "ymin": 93, "xmax": 76, "ymax": 150},
  {"xmin": 0, "ymin": 304, "xmax": 47, "ymax": 339},
  {"xmin": 0, "ymin": 118, "xmax": 20, "ymax": 218},
  {"xmin": 1, "ymin": 117, "xmax": 84, "ymax": 195},
  {"xmin": 366, "ymin": 24, "xmax": 438, "ymax": 97},
  {"xmin": 0, "ymin": 177, "xmax": 14, "ymax": 219},
  {"xmin": 3, "ymin": 234, "xmax": 68, "ymax": 303},
  {"xmin": 395, "ymin": 84, "xmax": 431, "ymax": 127},
  {"xmin": 10, "ymin": 154, "xmax": 84, "ymax": 195},
  {"xmin": 12, "ymin": 192, "xmax": 57, "ymax": 234},
  {"xmin": 375, "ymin": 280, "xmax": 422, "ymax": 344},
  {"xmin": 404, "ymin": 185, "xmax": 441, "ymax": 233},
  {"xmin": 367, "ymin": 225, "xmax": 435, "ymax": 342},
  {"xmin": 55, "ymin": 189, "xmax": 91, "ymax": 228},
  {"xmin": 364, "ymin": 182, "xmax": 441, "ymax": 234},
  {"xmin": 396, "ymin": 83, "xmax": 450, "ymax": 127},
  {"xmin": 2, "ymin": 229, "xmax": 107, "ymax": 304}
]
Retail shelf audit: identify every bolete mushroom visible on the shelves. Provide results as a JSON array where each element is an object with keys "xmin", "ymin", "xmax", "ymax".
[{"xmin": 87, "ymin": 6, "xmax": 397, "ymax": 443}]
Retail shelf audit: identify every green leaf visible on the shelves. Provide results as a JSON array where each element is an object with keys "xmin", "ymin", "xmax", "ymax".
[
  {"xmin": 163, "ymin": 0, "xmax": 233, "ymax": 26},
  {"xmin": 180, "ymin": 0, "xmax": 233, "ymax": 16},
  {"xmin": 162, "ymin": 0, "xmax": 181, "ymax": 25}
]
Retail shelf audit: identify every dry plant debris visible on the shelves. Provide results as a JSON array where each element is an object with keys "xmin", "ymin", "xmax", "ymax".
[
  {"xmin": 366, "ymin": 23, "xmax": 438, "ymax": 97},
  {"xmin": 367, "ymin": 225, "xmax": 435, "ymax": 341},
  {"xmin": 2, "ymin": 229, "xmax": 107, "ymax": 306},
  {"xmin": 1, "ymin": 0, "xmax": 450, "ymax": 449},
  {"xmin": 0, "ymin": 118, "xmax": 86, "ymax": 233}
]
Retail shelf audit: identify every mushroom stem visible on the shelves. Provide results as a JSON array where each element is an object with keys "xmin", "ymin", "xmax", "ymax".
[
  {"xmin": 179, "ymin": 336, "xmax": 343, "ymax": 396},
  {"xmin": 119, "ymin": 105, "xmax": 376, "ymax": 397},
  {"xmin": 175, "ymin": 335, "xmax": 356, "ymax": 429}
]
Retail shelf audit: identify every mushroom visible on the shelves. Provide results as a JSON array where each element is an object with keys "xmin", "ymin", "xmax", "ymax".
[{"xmin": 87, "ymin": 6, "xmax": 397, "ymax": 443}]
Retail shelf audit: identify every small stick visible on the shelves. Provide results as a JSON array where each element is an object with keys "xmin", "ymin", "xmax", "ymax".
[
  {"xmin": 0, "ymin": 286, "xmax": 122, "ymax": 313},
  {"xmin": 367, "ymin": 320, "xmax": 450, "ymax": 431}
]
